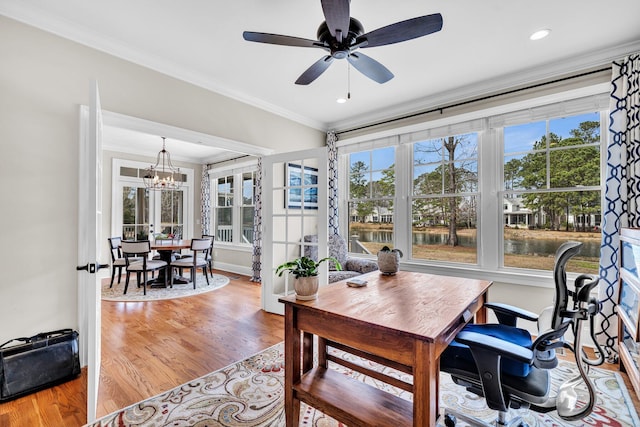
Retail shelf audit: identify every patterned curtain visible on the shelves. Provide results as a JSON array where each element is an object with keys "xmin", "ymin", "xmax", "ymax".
[
  {"xmin": 201, "ymin": 164, "xmax": 212, "ymax": 236},
  {"xmin": 250, "ymin": 157, "xmax": 263, "ymax": 282},
  {"xmin": 598, "ymin": 53, "xmax": 640, "ymax": 360},
  {"xmin": 328, "ymin": 131, "xmax": 340, "ymax": 236}
]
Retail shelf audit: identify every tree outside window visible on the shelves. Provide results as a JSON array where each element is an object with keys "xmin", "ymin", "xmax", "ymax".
[
  {"xmin": 411, "ymin": 133, "xmax": 479, "ymax": 263},
  {"xmin": 503, "ymin": 112, "xmax": 601, "ymax": 273},
  {"xmin": 347, "ymin": 147, "xmax": 395, "ymax": 253}
]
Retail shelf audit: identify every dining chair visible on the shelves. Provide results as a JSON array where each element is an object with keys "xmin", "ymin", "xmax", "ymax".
[
  {"xmin": 171, "ymin": 237, "xmax": 213, "ymax": 288},
  {"xmin": 108, "ymin": 237, "xmax": 143, "ymax": 288},
  {"xmin": 121, "ymin": 240, "xmax": 167, "ymax": 295},
  {"xmin": 202, "ymin": 234, "xmax": 215, "ymax": 275},
  {"xmin": 108, "ymin": 237, "xmax": 125, "ymax": 288}
]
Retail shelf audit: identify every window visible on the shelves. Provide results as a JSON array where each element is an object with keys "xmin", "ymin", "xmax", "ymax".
[
  {"xmin": 339, "ymin": 93, "xmax": 606, "ymax": 280},
  {"xmin": 112, "ymin": 159, "xmax": 193, "ymax": 242},
  {"xmin": 412, "ymin": 133, "xmax": 479, "ymax": 264},
  {"xmin": 122, "ymin": 186, "xmax": 149, "ymax": 240},
  {"xmin": 502, "ymin": 112, "xmax": 601, "ymax": 274},
  {"xmin": 212, "ymin": 169, "xmax": 257, "ymax": 246},
  {"xmin": 347, "ymin": 147, "xmax": 395, "ymax": 254},
  {"xmin": 215, "ymin": 176, "xmax": 234, "ymax": 242}
]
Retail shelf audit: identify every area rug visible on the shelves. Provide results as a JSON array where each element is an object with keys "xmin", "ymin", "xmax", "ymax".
[
  {"xmin": 101, "ymin": 273, "xmax": 230, "ymax": 302},
  {"xmin": 86, "ymin": 342, "xmax": 640, "ymax": 427}
]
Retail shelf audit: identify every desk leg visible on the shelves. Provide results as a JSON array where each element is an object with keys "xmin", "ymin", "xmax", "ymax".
[
  {"xmin": 476, "ymin": 290, "xmax": 488, "ymax": 324},
  {"xmin": 302, "ymin": 332, "xmax": 314, "ymax": 373},
  {"xmin": 284, "ymin": 305, "xmax": 301, "ymax": 427},
  {"xmin": 414, "ymin": 340, "xmax": 438, "ymax": 427}
]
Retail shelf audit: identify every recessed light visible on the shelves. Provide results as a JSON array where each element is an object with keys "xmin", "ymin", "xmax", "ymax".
[
  {"xmin": 336, "ymin": 97, "xmax": 347, "ymax": 104},
  {"xmin": 530, "ymin": 29, "xmax": 551, "ymax": 41}
]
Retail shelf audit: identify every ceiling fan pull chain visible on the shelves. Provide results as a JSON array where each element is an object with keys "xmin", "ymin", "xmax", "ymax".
[{"xmin": 347, "ymin": 61, "xmax": 351, "ymax": 100}]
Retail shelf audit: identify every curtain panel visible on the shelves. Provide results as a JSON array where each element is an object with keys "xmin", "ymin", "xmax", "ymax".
[
  {"xmin": 251, "ymin": 157, "xmax": 263, "ymax": 282},
  {"xmin": 328, "ymin": 131, "xmax": 340, "ymax": 236},
  {"xmin": 599, "ymin": 53, "xmax": 640, "ymax": 360},
  {"xmin": 201, "ymin": 165, "xmax": 212, "ymax": 236}
]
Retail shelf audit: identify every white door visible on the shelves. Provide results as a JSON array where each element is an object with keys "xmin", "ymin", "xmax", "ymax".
[
  {"xmin": 77, "ymin": 81, "xmax": 104, "ymax": 422},
  {"xmin": 261, "ymin": 148, "xmax": 328, "ymax": 314}
]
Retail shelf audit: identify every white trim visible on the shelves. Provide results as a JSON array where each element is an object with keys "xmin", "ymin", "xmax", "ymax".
[
  {"xmin": 337, "ymin": 84, "xmax": 609, "ymax": 146},
  {"xmin": 111, "ymin": 158, "xmax": 195, "ymax": 239},
  {"xmin": 339, "ymin": 87, "xmax": 607, "ymax": 287},
  {"xmin": 101, "ymin": 110, "xmax": 273, "ymax": 159}
]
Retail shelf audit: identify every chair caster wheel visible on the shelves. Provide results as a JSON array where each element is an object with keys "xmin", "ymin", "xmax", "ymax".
[{"xmin": 444, "ymin": 413, "xmax": 457, "ymax": 427}]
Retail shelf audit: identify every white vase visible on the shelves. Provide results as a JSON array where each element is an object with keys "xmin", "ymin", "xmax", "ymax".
[{"xmin": 294, "ymin": 276, "xmax": 319, "ymax": 300}]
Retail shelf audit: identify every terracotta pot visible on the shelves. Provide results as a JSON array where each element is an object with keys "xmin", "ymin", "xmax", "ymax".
[{"xmin": 294, "ymin": 276, "xmax": 319, "ymax": 300}]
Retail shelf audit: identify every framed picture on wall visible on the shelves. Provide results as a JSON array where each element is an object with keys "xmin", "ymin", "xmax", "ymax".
[{"xmin": 286, "ymin": 163, "xmax": 318, "ymax": 209}]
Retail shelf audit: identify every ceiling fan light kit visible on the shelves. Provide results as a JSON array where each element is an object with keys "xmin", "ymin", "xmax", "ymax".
[{"xmin": 243, "ymin": 0, "xmax": 443, "ymax": 85}]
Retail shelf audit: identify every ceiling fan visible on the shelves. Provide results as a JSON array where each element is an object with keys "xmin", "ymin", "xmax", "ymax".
[{"xmin": 242, "ymin": 0, "xmax": 443, "ymax": 85}]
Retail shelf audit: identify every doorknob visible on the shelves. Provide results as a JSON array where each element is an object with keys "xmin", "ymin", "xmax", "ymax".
[{"xmin": 76, "ymin": 263, "xmax": 109, "ymax": 273}]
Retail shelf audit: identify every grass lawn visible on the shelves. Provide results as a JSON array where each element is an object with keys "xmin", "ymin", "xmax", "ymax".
[{"xmin": 352, "ymin": 225, "xmax": 600, "ymax": 274}]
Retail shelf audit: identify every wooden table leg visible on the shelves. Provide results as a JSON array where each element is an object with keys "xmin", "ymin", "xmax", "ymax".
[
  {"xmin": 302, "ymin": 332, "xmax": 314, "ymax": 373},
  {"xmin": 284, "ymin": 305, "xmax": 301, "ymax": 427},
  {"xmin": 475, "ymin": 290, "xmax": 488, "ymax": 324},
  {"xmin": 414, "ymin": 340, "xmax": 438, "ymax": 427}
]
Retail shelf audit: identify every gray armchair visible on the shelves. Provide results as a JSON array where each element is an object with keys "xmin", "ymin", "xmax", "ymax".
[{"xmin": 303, "ymin": 234, "xmax": 378, "ymax": 283}]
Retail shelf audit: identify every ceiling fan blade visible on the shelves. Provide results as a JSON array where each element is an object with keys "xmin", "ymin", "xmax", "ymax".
[
  {"xmin": 321, "ymin": 0, "xmax": 350, "ymax": 42},
  {"xmin": 295, "ymin": 56, "xmax": 335, "ymax": 85},
  {"xmin": 347, "ymin": 52, "xmax": 393, "ymax": 84},
  {"xmin": 356, "ymin": 13, "xmax": 443, "ymax": 48},
  {"xmin": 243, "ymin": 31, "xmax": 325, "ymax": 48}
]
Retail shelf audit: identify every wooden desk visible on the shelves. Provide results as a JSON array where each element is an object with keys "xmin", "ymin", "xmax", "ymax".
[
  {"xmin": 150, "ymin": 239, "xmax": 191, "ymax": 285},
  {"xmin": 279, "ymin": 270, "xmax": 491, "ymax": 427}
]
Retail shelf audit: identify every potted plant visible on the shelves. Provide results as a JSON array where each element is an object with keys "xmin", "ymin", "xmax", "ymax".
[{"xmin": 276, "ymin": 256, "xmax": 342, "ymax": 300}]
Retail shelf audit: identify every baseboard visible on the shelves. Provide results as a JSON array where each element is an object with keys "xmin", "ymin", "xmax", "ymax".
[{"xmin": 213, "ymin": 262, "xmax": 253, "ymax": 278}]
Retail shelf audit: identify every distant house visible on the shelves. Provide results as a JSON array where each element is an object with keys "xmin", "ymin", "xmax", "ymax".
[{"xmin": 503, "ymin": 196, "xmax": 533, "ymax": 228}]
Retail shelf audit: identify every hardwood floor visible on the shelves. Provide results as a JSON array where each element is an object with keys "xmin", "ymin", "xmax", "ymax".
[
  {"xmin": 0, "ymin": 272, "xmax": 638, "ymax": 426},
  {"xmin": 0, "ymin": 271, "xmax": 284, "ymax": 426}
]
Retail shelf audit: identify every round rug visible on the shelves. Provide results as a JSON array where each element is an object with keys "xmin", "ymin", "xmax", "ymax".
[{"xmin": 102, "ymin": 273, "xmax": 230, "ymax": 302}]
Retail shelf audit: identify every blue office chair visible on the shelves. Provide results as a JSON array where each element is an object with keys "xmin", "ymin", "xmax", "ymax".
[{"xmin": 440, "ymin": 241, "xmax": 603, "ymax": 427}]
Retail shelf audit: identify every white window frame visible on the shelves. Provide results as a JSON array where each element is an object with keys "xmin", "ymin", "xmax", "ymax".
[
  {"xmin": 111, "ymin": 158, "xmax": 194, "ymax": 240},
  {"xmin": 208, "ymin": 159, "xmax": 258, "ymax": 252},
  {"xmin": 337, "ymin": 87, "xmax": 609, "ymax": 287}
]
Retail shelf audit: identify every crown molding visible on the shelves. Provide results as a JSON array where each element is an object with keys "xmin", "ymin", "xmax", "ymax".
[
  {"xmin": 0, "ymin": 4, "xmax": 327, "ymax": 131},
  {"xmin": 329, "ymin": 39, "xmax": 640, "ymax": 132}
]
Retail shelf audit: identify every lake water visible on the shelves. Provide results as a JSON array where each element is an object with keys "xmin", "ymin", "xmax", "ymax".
[{"xmin": 351, "ymin": 230, "xmax": 600, "ymax": 258}]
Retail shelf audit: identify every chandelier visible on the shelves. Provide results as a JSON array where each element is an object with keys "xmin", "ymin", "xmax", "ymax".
[{"xmin": 143, "ymin": 137, "xmax": 182, "ymax": 191}]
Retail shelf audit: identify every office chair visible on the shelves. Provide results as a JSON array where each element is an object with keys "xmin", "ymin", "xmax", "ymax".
[{"xmin": 440, "ymin": 241, "xmax": 604, "ymax": 427}]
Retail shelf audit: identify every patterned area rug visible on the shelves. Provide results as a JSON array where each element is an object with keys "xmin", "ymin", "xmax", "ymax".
[
  {"xmin": 86, "ymin": 342, "xmax": 640, "ymax": 426},
  {"xmin": 101, "ymin": 273, "xmax": 230, "ymax": 302}
]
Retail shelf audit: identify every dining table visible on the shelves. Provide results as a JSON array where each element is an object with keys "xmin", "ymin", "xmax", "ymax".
[{"xmin": 150, "ymin": 239, "xmax": 191, "ymax": 286}]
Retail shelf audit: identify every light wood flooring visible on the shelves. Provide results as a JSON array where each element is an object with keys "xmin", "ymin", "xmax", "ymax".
[
  {"xmin": 0, "ymin": 271, "xmax": 284, "ymax": 426},
  {"xmin": 0, "ymin": 271, "xmax": 638, "ymax": 426}
]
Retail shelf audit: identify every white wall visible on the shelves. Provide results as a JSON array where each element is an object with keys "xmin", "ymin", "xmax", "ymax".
[{"xmin": 0, "ymin": 16, "xmax": 324, "ymax": 344}]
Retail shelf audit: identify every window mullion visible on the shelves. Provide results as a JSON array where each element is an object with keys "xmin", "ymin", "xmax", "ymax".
[
  {"xmin": 480, "ymin": 127, "xmax": 501, "ymax": 270},
  {"xmin": 395, "ymin": 143, "xmax": 411, "ymax": 258}
]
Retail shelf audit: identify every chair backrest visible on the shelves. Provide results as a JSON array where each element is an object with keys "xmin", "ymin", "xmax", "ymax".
[
  {"xmin": 551, "ymin": 241, "xmax": 582, "ymax": 330},
  {"xmin": 203, "ymin": 234, "xmax": 215, "ymax": 249},
  {"xmin": 191, "ymin": 237, "xmax": 212, "ymax": 252},
  {"xmin": 121, "ymin": 240, "xmax": 150, "ymax": 257},
  {"xmin": 108, "ymin": 237, "xmax": 122, "ymax": 262}
]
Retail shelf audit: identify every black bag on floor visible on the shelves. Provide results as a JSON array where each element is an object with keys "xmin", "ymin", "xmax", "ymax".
[{"xmin": 0, "ymin": 329, "xmax": 81, "ymax": 402}]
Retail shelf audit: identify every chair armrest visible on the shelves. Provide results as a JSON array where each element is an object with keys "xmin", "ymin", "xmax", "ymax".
[
  {"xmin": 455, "ymin": 330, "xmax": 534, "ymax": 412},
  {"xmin": 344, "ymin": 257, "xmax": 379, "ymax": 274},
  {"xmin": 455, "ymin": 330, "xmax": 534, "ymax": 364},
  {"xmin": 485, "ymin": 302, "xmax": 538, "ymax": 327}
]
